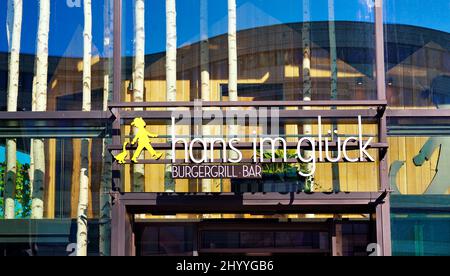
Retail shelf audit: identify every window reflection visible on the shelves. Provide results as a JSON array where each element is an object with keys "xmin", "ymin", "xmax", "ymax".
[
  {"xmin": 388, "ymin": 136, "xmax": 450, "ymax": 195},
  {"xmin": 385, "ymin": 0, "xmax": 450, "ymax": 109},
  {"xmin": 121, "ymin": 0, "xmax": 377, "ymax": 104},
  {"xmin": 136, "ymin": 224, "xmax": 194, "ymax": 256},
  {"xmin": 0, "ymin": 138, "xmax": 106, "ymax": 219},
  {"xmin": 0, "ymin": 0, "xmax": 114, "ymax": 111}
]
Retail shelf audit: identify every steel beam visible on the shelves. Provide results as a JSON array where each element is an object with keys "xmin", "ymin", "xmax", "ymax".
[
  {"xmin": 375, "ymin": 0, "xmax": 392, "ymax": 256},
  {"xmin": 109, "ymin": 100, "xmax": 388, "ymax": 108},
  {"xmin": 116, "ymin": 192, "xmax": 382, "ymax": 215},
  {"xmin": 118, "ymin": 109, "xmax": 380, "ymax": 120}
]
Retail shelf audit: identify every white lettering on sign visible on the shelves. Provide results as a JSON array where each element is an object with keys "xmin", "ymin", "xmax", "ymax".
[{"xmin": 170, "ymin": 116, "xmax": 374, "ymax": 177}]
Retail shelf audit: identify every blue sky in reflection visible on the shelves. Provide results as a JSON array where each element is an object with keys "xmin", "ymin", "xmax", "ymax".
[
  {"xmin": 0, "ymin": 146, "xmax": 30, "ymax": 165},
  {"xmin": 0, "ymin": 0, "xmax": 448, "ymax": 57}
]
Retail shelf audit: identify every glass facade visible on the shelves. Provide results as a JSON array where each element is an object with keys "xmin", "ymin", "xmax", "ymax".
[
  {"xmin": 121, "ymin": 0, "xmax": 377, "ymax": 103},
  {"xmin": 0, "ymin": 0, "xmax": 114, "ymax": 111},
  {"xmin": 0, "ymin": 138, "xmax": 107, "ymax": 219},
  {"xmin": 0, "ymin": 0, "xmax": 448, "ymax": 256},
  {"xmin": 0, "ymin": 0, "xmax": 113, "ymax": 256},
  {"xmin": 384, "ymin": 0, "xmax": 450, "ymax": 256},
  {"xmin": 384, "ymin": 0, "xmax": 450, "ymax": 109}
]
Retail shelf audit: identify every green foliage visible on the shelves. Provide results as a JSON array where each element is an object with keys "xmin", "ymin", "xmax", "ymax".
[
  {"xmin": 0, "ymin": 165, "xmax": 3, "ymax": 217},
  {"xmin": 258, "ymin": 149, "xmax": 308, "ymax": 180},
  {"xmin": 259, "ymin": 150, "xmax": 299, "ymax": 178},
  {"xmin": 0, "ymin": 162, "xmax": 31, "ymax": 218},
  {"xmin": 258, "ymin": 150, "xmax": 321, "ymax": 192}
]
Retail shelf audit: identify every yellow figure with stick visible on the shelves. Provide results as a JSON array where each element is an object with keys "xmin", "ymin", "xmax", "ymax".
[{"xmin": 131, "ymin": 117, "xmax": 163, "ymax": 163}]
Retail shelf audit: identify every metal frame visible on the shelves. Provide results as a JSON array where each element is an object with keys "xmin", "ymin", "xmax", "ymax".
[
  {"xmin": 133, "ymin": 220, "xmax": 361, "ymax": 256},
  {"xmin": 374, "ymin": 0, "xmax": 392, "ymax": 256},
  {"xmin": 109, "ymin": 100, "xmax": 388, "ymax": 108},
  {"xmin": 107, "ymin": 0, "xmax": 395, "ymax": 256},
  {"xmin": 118, "ymin": 192, "xmax": 384, "ymax": 214},
  {"xmin": 111, "ymin": 191, "xmax": 382, "ymax": 256}
]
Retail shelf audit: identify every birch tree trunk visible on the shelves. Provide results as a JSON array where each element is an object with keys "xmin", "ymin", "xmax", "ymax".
[
  {"xmin": 227, "ymin": 0, "xmax": 237, "ymax": 103},
  {"xmin": 6, "ymin": 0, "xmax": 13, "ymax": 47},
  {"xmin": 31, "ymin": 0, "xmax": 50, "ymax": 219},
  {"xmin": 29, "ymin": 77, "xmax": 36, "ymax": 200},
  {"xmin": 99, "ymin": 0, "xmax": 113, "ymax": 257},
  {"xmin": 4, "ymin": 0, "xmax": 23, "ymax": 219},
  {"xmin": 133, "ymin": 0, "xmax": 145, "ymax": 192},
  {"xmin": 77, "ymin": 0, "xmax": 92, "ymax": 256},
  {"xmin": 200, "ymin": 0, "xmax": 212, "ymax": 192},
  {"xmin": 328, "ymin": 0, "xmax": 340, "ymax": 192},
  {"xmin": 328, "ymin": 0, "xmax": 338, "ymax": 101},
  {"xmin": 302, "ymin": 0, "xmax": 314, "ymax": 191},
  {"xmin": 227, "ymin": 0, "xmax": 239, "ymax": 164},
  {"xmin": 165, "ymin": 0, "xmax": 177, "ymax": 192}
]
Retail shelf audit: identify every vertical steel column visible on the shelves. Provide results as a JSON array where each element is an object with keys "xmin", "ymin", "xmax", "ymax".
[
  {"xmin": 111, "ymin": 193, "xmax": 134, "ymax": 256},
  {"xmin": 111, "ymin": 0, "xmax": 122, "ymax": 193},
  {"xmin": 375, "ymin": 0, "xmax": 392, "ymax": 256},
  {"xmin": 112, "ymin": 0, "xmax": 122, "ymax": 190},
  {"xmin": 111, "ymin": 192, "xmax": 127, "ymax": 256},
  {"xmin": 111, "ymin": 0, "xmax": 125, "ymax": 256}
]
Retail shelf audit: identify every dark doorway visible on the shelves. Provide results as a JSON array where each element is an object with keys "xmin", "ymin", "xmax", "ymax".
[
  {"xmin": 135, "ymin": 220, "xmax": 333, "ymax": 256},
  {"xmin": 134, "ymin": 219, "xmax": 375, "ymax": 256}
]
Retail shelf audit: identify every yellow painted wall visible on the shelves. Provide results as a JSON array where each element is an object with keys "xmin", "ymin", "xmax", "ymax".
[{"xmin": 388, "ymin": 137, "xmax": 450, "ymax": 195}]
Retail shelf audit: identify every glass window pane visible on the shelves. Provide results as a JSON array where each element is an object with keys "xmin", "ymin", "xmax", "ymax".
[
  {"xmin": 121, "ymin": 0, "xmax": 376, "ymax": 103},
  {"xmin": 391, "ymin": 195, "xmax": 450, "ymax": 256},
  {"xmin": 240, "ymin": 231, "xmax": 274, "ymax": 248},
  {"xmin": 0, "ymin": 137, "xmax": 107, "ymax": 219},
  {"xmin": 389, "ymin": 135, "xmax": 450, "ymax": 255},
  {"xmin": 388, "ymin": 136, "xmax": 450, "ymax": 195},
  {"xmin": 201, "ymin": 231, "xmax": 240, "ymax": 249},
  {"xmin": 384, "ymin": 0, "xmax": 450, "ymax": 109},
  {"xmin": 0, "ymin": 0, "xmax": 114, "ymax": 112}
]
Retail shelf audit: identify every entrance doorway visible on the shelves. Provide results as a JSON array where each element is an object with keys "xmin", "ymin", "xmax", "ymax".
[{"xmin": 134, "ymin": 219, "xmax": 374, "ymax": 256}]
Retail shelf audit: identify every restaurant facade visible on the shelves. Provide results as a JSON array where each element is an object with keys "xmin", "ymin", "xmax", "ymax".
[{"xmin": 0, "ymin": 0, "xmax": 449, "ymax": 256}]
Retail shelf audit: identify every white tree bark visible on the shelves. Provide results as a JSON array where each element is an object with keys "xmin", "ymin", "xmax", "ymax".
[
  {"xmin": 328, "ymin": 0, "xmax": 338, "ymax": 100},
  {"xmin": 77, "ymin": 153, "xmax": 89, "ymax": 256},
  {"xmin": 82, "ymin": 0, "xmax": 92, "ymax": 113},
  {"xmin": 133, "ymin": 0, "xmax": 145, "ymax": 192},
  {"xmin": 165, "ymin": 0, "xmax": 177, "ymax": 192},
  {"xmin": 6, "ymin": 0, "xmax": 13, "ymax": 48},
  {"xmin": 31, "ymin": 0, "xmax": 50, "ymax": 219},
  {"xmin": 77, "ymin": 0, "xmax": 92, "ymax": 256},
  {"xmin": 200, "ymin": 0, "xmax": 209, "ymax": 103},
  {"xmin": 328, "ymin": 0, "xmax": 340, "ymax": 192},
  {"xmin": 4, "ymin": 0, "xmax": 23, "ymax": 219},
  {"xmin": 29, "ymin": 77, "xmax": 36, "ymax": 198},
  {"xmin": 227, "ymin": 0, "xmax": 238, "ymax": 103},
  {"xmin": 302, "ymin": 0, "xmax": 312, "ymax": 103},
  {"xmin": 99, "ymin": 0, "xmax": 113, "ymax": 257},
  {"xmin": 6, "ymin": 5, "xmax": 22, "ymax": 106},
  {"xmin": 200, "ymin": 0, "xmax": 212, "ymax": 192},
  {"xmin": 4, "ymin": 139, "xmax": 16, "ymax": 219},
  {"xmin": 227, "ymin": 0, "xmax": 239, "ymax": 165},
  {"xmin": 302, "ymin": 0, "xmax": 314, "ymax": 190}
]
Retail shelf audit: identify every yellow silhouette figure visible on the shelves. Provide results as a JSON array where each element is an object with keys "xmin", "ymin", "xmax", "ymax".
[
  {"xmin": 131, "ymin": 117, "xmax": 163, "ymax": 163},
  {"xmin": 114, "ymin": 142, "xmax": 129, "ymax": 164}
]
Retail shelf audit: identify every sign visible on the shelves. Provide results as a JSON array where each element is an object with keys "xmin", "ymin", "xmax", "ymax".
[
  {"xmin": 114, "ymin": 115, "xmax": 374, "ymax": 179},
  {"xmin": 169, "ymin": 115, "xmax": 374, "ymax": 177},
  {"xmin": 172, "ymin": 164, "xmax": 262, "ymax": 179}
]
